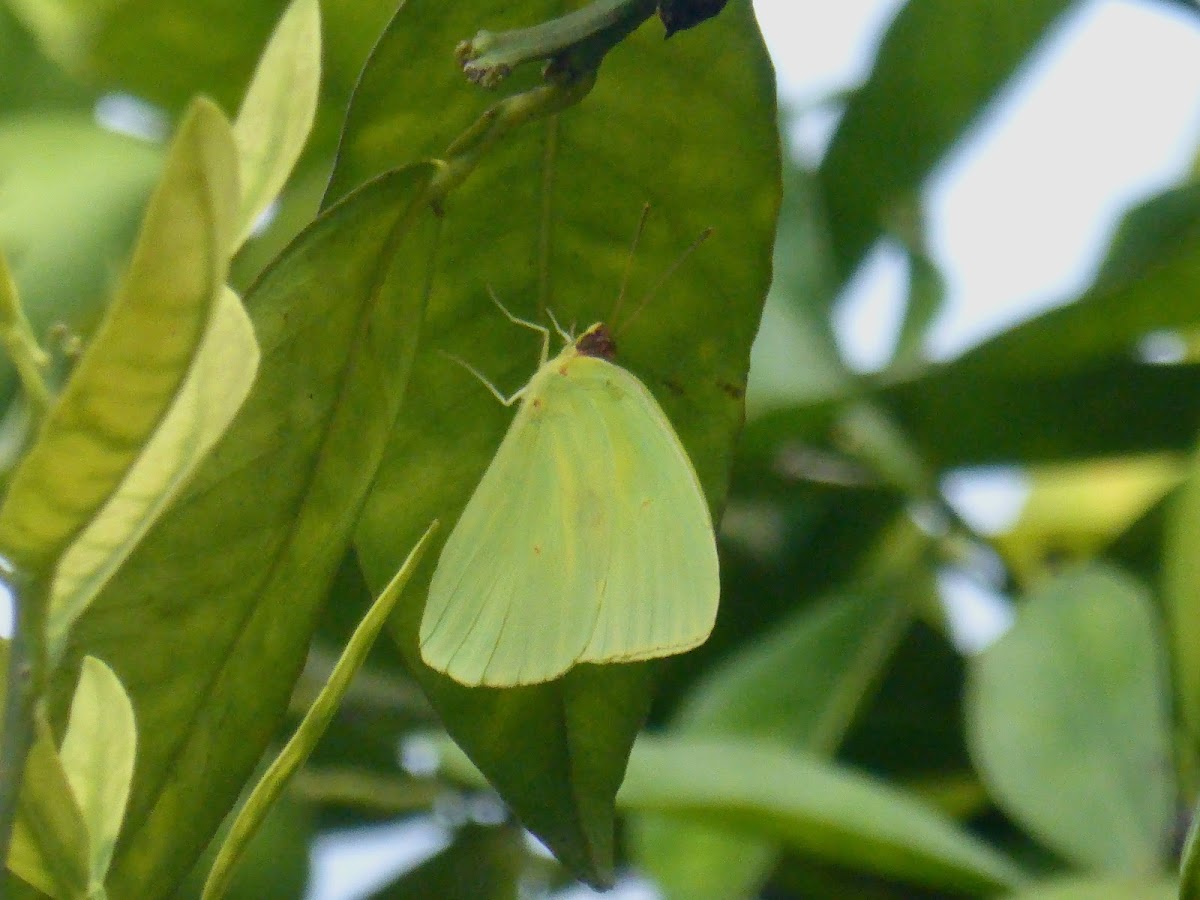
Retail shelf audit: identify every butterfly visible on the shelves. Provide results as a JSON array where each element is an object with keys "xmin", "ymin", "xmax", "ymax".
[{"xmin": 420, "ymin": 292, "xmax": 719, "ymax": 687}]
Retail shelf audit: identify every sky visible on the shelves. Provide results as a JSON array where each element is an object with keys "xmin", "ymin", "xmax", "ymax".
[{"xmin": 755, "ymin": 0, "xmax": 1200, "ymax": 369}]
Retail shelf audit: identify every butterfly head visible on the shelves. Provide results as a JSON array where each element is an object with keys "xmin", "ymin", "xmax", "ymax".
[{"xmin": 575, "ymin": 323, "xmax": 617, "ymax": 361}]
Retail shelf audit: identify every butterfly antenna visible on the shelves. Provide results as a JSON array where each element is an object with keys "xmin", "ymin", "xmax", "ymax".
[
  {"xmin": 617, "ymin": 226, "xmax": 713, "ymax": 335},
  {"xmin": 545, "ymin": 308, "xmax": 573, "ymax": 344},
  {"xmin": 609, "ymin": 203, "xmax": 652, "ymax": 326}
]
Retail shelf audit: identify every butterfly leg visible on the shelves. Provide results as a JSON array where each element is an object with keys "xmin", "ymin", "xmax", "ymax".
[{"xmin": 439, "ymin": 351, "xmax": 527, "ymax": 407}]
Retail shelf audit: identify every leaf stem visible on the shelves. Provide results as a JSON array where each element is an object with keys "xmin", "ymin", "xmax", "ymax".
[
  {"xmin": 431, "ymin": 73, "xmax": 598, "ymax": 202},
  {"xmin": 0, "ymin": 251, "xmax": 53, "ymax": 425},
  {"xmin": 0, "ymin": 565, "xmax": 48, "ymax": 890},
  {"xmin": 457, "ymin": 0, "xmax": 656, "ymax": 88}
]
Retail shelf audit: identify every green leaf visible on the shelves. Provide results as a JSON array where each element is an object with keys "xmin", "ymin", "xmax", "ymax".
[
  {"xmin": 59, "ymin": 162, "xmax": 440, "ymax": 898},
  {"xmin": 1163, "ymin": 443, "xmax": 1200, "ymax": 789},
  {"xmin": 883, "ymin": 360, "xmax": 1200, "ymax": 467},
  {"xmin": 847, "ymin": 182, "xmax": 1200, "ymax": 470},
  {"xmin": 0, "ymin": 113, "xmax": 162, "ymax": 409},
  {"xmin": 1182, "ymin": 793, "xmax": 1200, "ymax": 899},
  {"xmin": 8, "ymin": 0, "xmax": 286, "ymax": 113},
  {"xmin": 966, "ymin": 564, "xmax": 1174, "ymax": 873},
  {"xmin": 888, "ymin": 245, "xmax": 945, "ymax": 376},
  {"xmin": 58, "ymin": 656, "xmax": 137, "ymax": 890},
  {"xmin": 8, "ymin": 708, "xmax": 90, "ymax": 898},
  {"xmin": 231, "ymin": 0, "xmax": 321, "ymax": 248},
  {"xmin": 0, "ymin": 243, "xmax": 51, "ymax": 419},
  {"xmin": 818, "ymin": 0, "xmax": 1075, "ymax": 284},
  {"xmin": 619, "ymin": 735, "xmax": 1027, "ymax": 895},
  {"xmin": 201, "ymin": 521, "xmax": 438, "ymax": 900},
  {"xmin": 994, "ymin": 455, "xmax": 1183, "ymax": 584},
  {"xmin": 0, "ymin": 5, "xmax": 91, "ymax": 112},
  {"xmin": 47, "ymin": 286, "xmax": 259, "ymax": 663},
  {"xmin": 1010, "ymin": 875, "xmax": 1177, "ymax": 899},
  {"xmin": 874, "ymin": 182, "xmax": 1198, "ymax": 469},
  {"xmin": 8, "ymin": 0, "xmax": 392, "ymax": 165},
  {"xmin": 631, "ymin": 524, "xmax": 927, "ymax": 900},
  {"xmin": 341, "ymin": 0, "xmax": 779, "ymax": 885},
  {"xmin": 0, "ymin": 97, "xmax": 238, "ymax": 584},
  {"xmin": 678, "ymin": 589, "xmax": 914, "ymax": 746}
]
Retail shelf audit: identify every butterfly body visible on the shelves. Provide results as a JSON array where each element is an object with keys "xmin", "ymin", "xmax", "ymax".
[{"xmin": 421, "ymin": 323, "xmax": 719, "ymax": 687}]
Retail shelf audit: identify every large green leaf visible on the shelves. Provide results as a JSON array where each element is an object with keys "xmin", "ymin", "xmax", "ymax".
[
  {"xmin": 818, "ymin": 0, "xmax": 1075, "ymax": 284},
  {"xmin": 8, "ymin": 711, "xmax": 90, "ymax": 898},
  {"xmin": 0, "ymin": 5, "xmax": 90, "ymax": 113},
  {"xmin": 1166, "ymin": 441, "xmax": 1200, "ymax": 784},
  {"xmin": 56, "ymin": 163, "xmax": 440, "ymax": 897},
  {"xmin": 231, "ymin": 0, "xmax": 321, "ymax": 248},
  {"xmin": 966, "ymin": 564, "xmax": 1175, "ymax": 874},
  {"xmin": 869, "ymin": 183, "xmax": 1200, "ymax": 469},
  {"xmin": 47, "ymin": 286, "xmax": 258, "ymax": 663},
  {"xmin": 628, "ymin": 734, "xmax": 1025, "ymax": 894},
  {"xmin": 1009, "ymin": 875, "xmax": 1177, "ymax": 899},
  {"xmin": 439, "ymin": 732, "xmax": 1026, "ymax": 893},
  {"xmin": 0, "ymin": 97, "xmax": 237, "ymax": 602},
  {"xmin": 338, "ymin": 0, "xmax": 780, "ymax": 884},
  {"xmin": 57, "ymin": 656, "xmax": 137, "ymax": 892},
  {"xmin": 632, "ymin": 522, "xmax": 933, "ymax": 900},
  {"xmin": 200, "ymin": 522, "xmax": 438, "ymax": 900},
  {"xmin": 632, "ymin": 583, "xmax": 917, "ymax": 898},
  {"xmin": 884, "ymin": 360, "xmax": 1200, "ymax": 468},
  {"xmin": 848, "ymin": 182, "xmax": 1200, "ymax": 469},
  {"xmin": 0, "ymin": 113, "xmax": 162, "ymax": 408},
  {"xmin": 6, "ymin": 0, "xmax": 393, "ymax": 161}
]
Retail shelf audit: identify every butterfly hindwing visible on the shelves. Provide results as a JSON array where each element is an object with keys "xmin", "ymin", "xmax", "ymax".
[{"xmin": 567, "ymin": 357, "xmax": 718, "ymax": 665}]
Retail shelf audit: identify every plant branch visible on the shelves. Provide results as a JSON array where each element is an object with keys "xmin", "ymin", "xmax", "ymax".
[
  {"xmin": 430, "ymin": 72, "xmax": 599, "ymax": 202},
  {"xmin": 456, "ymin": 0, "xmax": 657, "ymax": 88},
  {"xmin": 0, "ymin": 251, "xmax": 52, "ymax": 425},
  {"xmin": 0, "ymin": 566, "xmax": 48, "ymax": 888}
]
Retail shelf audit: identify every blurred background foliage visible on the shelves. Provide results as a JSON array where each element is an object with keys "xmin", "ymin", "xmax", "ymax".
[{"xmin": 2, "ymin": 0, "xmax": 1200, "ymax": 897}]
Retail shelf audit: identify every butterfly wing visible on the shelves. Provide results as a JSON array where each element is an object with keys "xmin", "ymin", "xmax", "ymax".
[
  {"xmin": 567, "ymin": 357, "xmax": 719, "ymax": 665},
  {"xmin": 421, "ymin": 360, "xmax": 606, "ymax": 685},
  {"xmin": 421, "ymin": 353, "xmax": 718, "ymax": 686}
]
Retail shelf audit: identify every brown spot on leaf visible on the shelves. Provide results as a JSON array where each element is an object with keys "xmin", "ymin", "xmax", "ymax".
[
  {"xmin": 718, "ymin": 380, "xmax": 745, "ymax": 400},
  {"xmin": 662, "ymin": 377, "xmax": 685, "ymax": 397}
]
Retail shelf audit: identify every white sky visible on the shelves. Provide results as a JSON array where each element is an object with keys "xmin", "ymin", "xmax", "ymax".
[{"xmin": 755, "ymin": 0, "xmax": 1200, "ymax": 367}]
